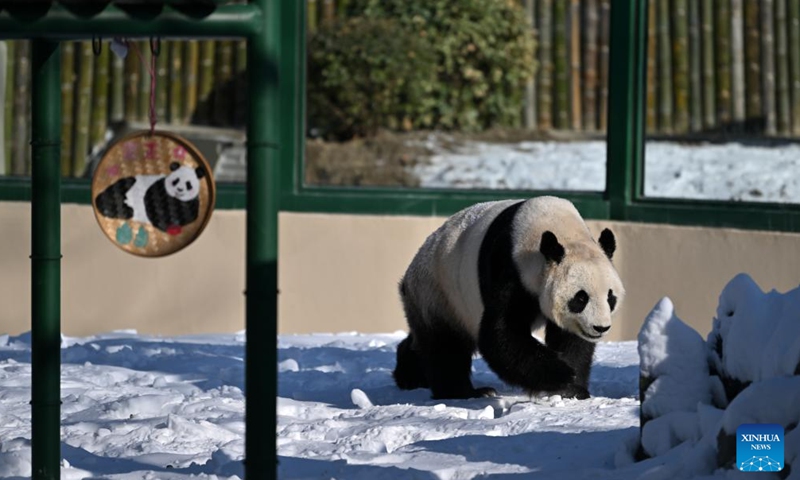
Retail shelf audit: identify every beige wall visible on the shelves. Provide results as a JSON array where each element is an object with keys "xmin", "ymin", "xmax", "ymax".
[{"xmin": 1, "ymin": 202, "xmax": 799, "ymax": 341}]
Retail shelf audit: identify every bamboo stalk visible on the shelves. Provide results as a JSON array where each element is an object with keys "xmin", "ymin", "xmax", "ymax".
[
  {"xmin": 523, "ymin": 0, "xmax": 537, "ymax": 130},
  {"xmin": 91, "ymin": 41, "xmax": 110, "ymax": 151},
  {"xmin": 0, "ymin": 41, "xmax": 6, "ymax": 175},
  {"xmin": 744, "ymin": 0, "xmax": 761, "ymax": 129},
  {"xmin": 717, "ymin": 0, "xmax": 733, "ymax": 124},
  {"xmin": 214, "ymin": 40, "xmax": 234, "ymax": 126},
  {"xmin": 60, "ymin": 42, "xmax": 75, "ymax": 177},
  {"xmin": 553, "ymin": 0, "xmax": 568, "ymax": 129},
  {"xmin": 788, "ymin": 0, "xmax": 800, "ymax": 134},
  {"xmin": 537, "ymin": 0, "xmax": 553, "ymax": 129},
  {"xmin": 322, "ymin": 0, "xmax": 335, "ymax": 23},
  {"xmin": 569, "ymin": 0, "xmax": 581, "ymax": 130},
  {"xmin": 184, "ymin": 40, "xmax": 200, "ymax": 124},
  {"xmin": 73, "ymin": 40, "xmax": 94, "ymax": 177},
  {"xmin": 700, "ymin": 0, "xmax": 716, "ymax": 129},
  {"xmin": 688, "ymin": 0, "xmax": 702, "ymax": 132},
  {"xmin": 583, "ymin": 0, "xmax": 599, "ymax": 131},
  {"xmin": 110, "ymin": 44, "xmax": 124, "ymax": 122},
  {"xmin": 761, "ymin": 0, "xmax": 776, "ymax": 135},
  {"xmin": 337, "ymin": 0, "xmax": 350, "ymax": 16},
  {"xmin": 672, "ymin": 0, "xmax": 690, "ymax": 133},
  {"xmin": 234, "ymin": 39, "xmax": 247, "ymax": 126},
  {"xmin": 308, "ymin": 0, "xmax": 318, "ymax": 33},
  {"xmin": 169, "ymin": 41, "xmax": 184, "ymax": 124},
  {"xmin": 646, "ymin": 0, "xmax": 658, "ymax": 131},
  {"xmin": 775, "ymin": 0, "xmax": 791, "ymax": 134},
  {"xmin": 137, "ymin": 40, "xmax": 152, "ymax": 123},
  {"xmin": 598, "ymin": 0, "xmax": 610, "ymax": 131},
  {"xmin": 124, "ymin": 40, "xmax": 140, "ymax": 123},
  {"xmin": 196, "ymin": 40, "xmax": 216, "ymax": 124},
  {"xmin": 12, "ymin": 40, "xmax": 29, "ymax": 175},
  {"xmin": 155, "ymin": 40, "xmax": 169, "ymax": 125},
  {"xmin": 3, "ymin": 40, "xmax": 13, "ymax": 175},
  {"xmin": 658, "ymin": 0, "xmax": 673, "ymax": 133}
]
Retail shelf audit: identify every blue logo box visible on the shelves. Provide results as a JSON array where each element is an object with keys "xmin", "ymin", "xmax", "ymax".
[{"xmin": 736, "ymin": 424, "xmax": 784, "ymax": 472}]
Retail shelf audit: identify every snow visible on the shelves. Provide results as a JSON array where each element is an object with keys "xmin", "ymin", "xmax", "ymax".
[{"xmin": 414, "ymin": 136, "xmax": 800, "ymax": 204}]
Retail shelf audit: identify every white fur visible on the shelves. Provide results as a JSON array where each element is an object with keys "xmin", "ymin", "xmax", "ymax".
[
  {"xmin": 402, "ymin": 196, "xmax": 625, "ymax": 343},
  {"xmin": 124, "ymin": 175, "xmax": 162, "ymax": 224}
]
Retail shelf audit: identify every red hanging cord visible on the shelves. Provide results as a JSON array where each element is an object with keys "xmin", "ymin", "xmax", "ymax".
[{"xmin": 127, "ymin": 40, "xmax": 158, "ymax": 136}]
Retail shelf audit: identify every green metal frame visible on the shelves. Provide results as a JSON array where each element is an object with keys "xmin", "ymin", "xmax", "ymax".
[{"xmin": 1, "ymin": 2, "xmax": 282, "ymax": 479}]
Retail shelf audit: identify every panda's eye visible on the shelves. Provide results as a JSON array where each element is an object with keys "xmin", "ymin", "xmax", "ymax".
[
  {"xmin": 608, "ymin": 290, "xmax": 617, "ymax": 311},
  {"xmin": 186, "ymin": 181, "xmax": 193, "ymax": 191},
  {"xmin": 172, "ymin": 178, "xmax": 180, "ymax": 187},
  {"xmin": 568, "ymin": 290, "xmax": 589, "ymax": 314}
]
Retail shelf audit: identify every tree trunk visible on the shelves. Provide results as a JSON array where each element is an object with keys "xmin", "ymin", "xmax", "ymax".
[
  {"xmin": 700, "ymin": 0, "xmax": 716, "ymax": 129},
  {"xmin": 73, "ymin": 41, "xmax": 94, "ymax": 177},
  {"xmin": 775, "ymin": 0, "xmax": 791, "ymax": 134},
  {"xmin": 761, "ymin": 0, "xmax": 776, "ymax": 135},
  {"xmin": 169, "ymin": 41, "xmax": 184, "ymax": 124},
  {"xmin": 553, "ymin": 0, "xmax": 569, "ymax": 129},
  {"xmin": 658, "ymin": 0, "xmax": 673, "ymax": 133},
  {"xmin": 583, "ymin": 0, "xmax": 599, "ymax": 131},
  {"xmin": 744, "ymin": 0, "xmax": 762, "ymax": 131},
  {"xmin": 789, "ymin": 0, "xmax": 800, "ymax": 134},
  {"xmin": 124, "ymin": 40, "xmax": 140, "ymax": 123},
  {"xmin": 537, "ymin": 0, "xmax": 553, "ymax": 129},
  {"xmin": 90, "ymin": 40, "xmax": 110, "ymax": 153},
  {"xmin": 688, "ymin": 0, "xmax": 702, "ymax": 132},
  {"xmin": 60, "ymin": 42, "xmax": 75, "ymax": 177},
  {"xmin": 196, "ymin": 40, "xmax": 216, "ymax": 124},
  {"xmin": 137, "ymin": 40, "xmax": 152, "ymax": 123},
  {"xmin": 523, "ymin": 0, "xmax": 537, "ymax": 130},
  {"xmin": 184, "ymin": 40, "xmax": 200, "ymax": 124},
  {"xmin": 155, "ymin": 40, "xmax": 169, "ymax": 126},
  {"xmin": 12, "ymin": 40, "xmax": 29, "ymax": 176}
]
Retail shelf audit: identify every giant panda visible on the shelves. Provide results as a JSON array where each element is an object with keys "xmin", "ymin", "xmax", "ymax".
[
  {"xmin": 95, "ymin": 161, "xmax": 205, "ymax": 233},
  {"xmin": 392, "ymin": 196, "xmax": 625, "ymax": 400}
]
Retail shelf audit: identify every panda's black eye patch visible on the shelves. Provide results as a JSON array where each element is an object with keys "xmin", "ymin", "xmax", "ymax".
[
  {"xmin": 608, "ymin": 290, "xmax": 617, "ymax": 311},
  {"xmin": 172, "ymin": 178, "xmax": 180, "ymax": 187},
  {"xmin": 186, "ymin": 181, "xmax": 193, "ymax": 191},
  {"xmin": 568, "ymin": 290, "xmax": 589, "ymax": 313}
]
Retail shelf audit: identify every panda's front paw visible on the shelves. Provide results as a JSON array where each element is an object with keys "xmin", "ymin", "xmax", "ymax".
[
  {"xmin": 535, "ymin": 358, "xmax": 576, "ymax": 391},
  {"xmin": 557, "ymin": 384, "xmax": 591, "ymax": 400}
]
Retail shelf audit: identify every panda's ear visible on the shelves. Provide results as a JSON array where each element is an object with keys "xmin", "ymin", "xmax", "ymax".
[
  {"xmin": 169, "ymin": 162, "xmax": 180, "ymax": 171},
  {"xmin": 598, "ymin": 228, "xmax": 616, "ymax": 259},
  {"xmin": 195, "ymin": 167, "xmax": 206, "ymax": 179},
  {"xmin": 540, "ymin": 231, "xmax": 565, "ymax": 264}
]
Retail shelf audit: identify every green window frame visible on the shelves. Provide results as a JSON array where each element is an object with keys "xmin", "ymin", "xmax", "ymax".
[{"xmin": 2, "ymin": 0, "xmax": 800, "ymax": 232}]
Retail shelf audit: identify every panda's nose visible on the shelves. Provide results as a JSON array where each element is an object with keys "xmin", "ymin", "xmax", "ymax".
[{"xmin": 593, "ymin": 325, "xmax": 610, "ymax": 333}]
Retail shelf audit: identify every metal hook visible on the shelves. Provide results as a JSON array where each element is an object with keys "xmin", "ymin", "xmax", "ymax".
[
  {"xmin": 149, "ymin": 37, "xmax": 161, "ymax": 57},
  {"xmin": 92, "ymin": 36, "xmax": 102, "ymax": 56}
]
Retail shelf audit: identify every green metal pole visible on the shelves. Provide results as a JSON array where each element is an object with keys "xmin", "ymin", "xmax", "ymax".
[
  {"xmin": 245, "ymin": 0, "xmax": 280, "ymax": 477},
  {"xmin": 30, "ymin": 39, "xmax": 62, "ymax": 480},
  {"xmin": 605, "ymin": 0, "xmax": 647, "ymax": 219}
]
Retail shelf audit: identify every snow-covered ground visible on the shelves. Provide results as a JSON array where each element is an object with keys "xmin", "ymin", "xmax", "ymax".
[{"xmin": 414, "ymin": 136, "xmax": 800, "ymax": 204}]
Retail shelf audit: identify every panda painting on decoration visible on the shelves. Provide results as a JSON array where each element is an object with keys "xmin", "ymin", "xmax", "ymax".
[
  {"xmin": 393, "ymin": 196, "xmax": 625, "ymax": 401},
  {"xmin": 91, "ymin": 131, "xmax": 216, "ymax": 257}
]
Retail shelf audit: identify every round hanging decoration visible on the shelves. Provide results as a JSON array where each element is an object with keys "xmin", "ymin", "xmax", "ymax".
[
  {"xmin": 91, "ymin": 131, "xmax": 216, "ymax": 257},
  {"xmin": 91, "ymin": 38, "xmax": 215, "ymax": 257}
]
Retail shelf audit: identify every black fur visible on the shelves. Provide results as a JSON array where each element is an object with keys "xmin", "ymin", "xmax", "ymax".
[
  {"xmin": 94, "ymin": 177, "xmax": 136, "ymax": 220},
  {"xmin": 539, "ymin": 230, "xmax": 565, "ymax": 263},
  {"xmin": 143, "ymin": 178, "xmax": 200, "ymax": 232},
  {"xmin": 598, "ymin": 228, "xmax": 616, "ymax": 259},
  {"xmin": 476, "ymin": 202, "xmax": 594, "ymax": 399},
  {"xmin": 393, "ymin": 287, "xmax": 496, "ymax": 399}
]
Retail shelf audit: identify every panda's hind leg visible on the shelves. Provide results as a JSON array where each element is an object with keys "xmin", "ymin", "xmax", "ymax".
[{"xmin": 414, "ymin": 320, "xmax": 496, "ymax": 400}]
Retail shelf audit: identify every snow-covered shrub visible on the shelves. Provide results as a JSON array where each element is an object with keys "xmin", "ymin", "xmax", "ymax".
[{"xmin": 636, "ymin": 273, "xmax": 800, "ymax": 477}]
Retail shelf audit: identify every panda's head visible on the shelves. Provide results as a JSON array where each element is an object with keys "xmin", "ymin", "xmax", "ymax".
[
  {"xmin": 536, "ymin": 229, "xmax": 625, "ymax": 342},
  {"xmin": 165, "ymin": 162, "xmax": 205, "ymax": 202}
]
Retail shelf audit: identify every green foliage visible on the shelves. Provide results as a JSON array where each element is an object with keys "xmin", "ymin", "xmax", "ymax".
[
  {"xmin": 307, "ymin": 17, "xmax": 438, "ymax": 140},
  {"xmin": 308, "ymin": 0, "xmax": 537, "ymax": 138}
]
